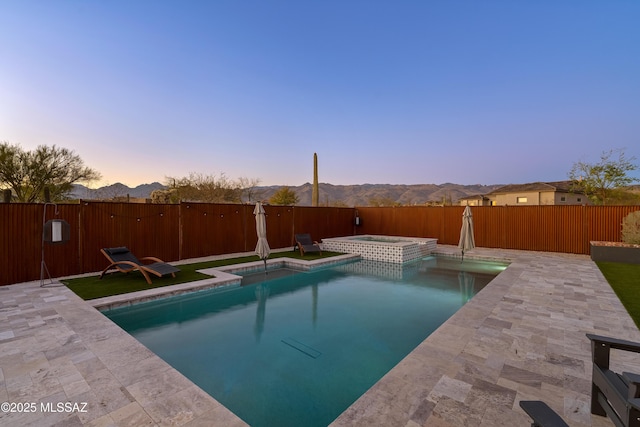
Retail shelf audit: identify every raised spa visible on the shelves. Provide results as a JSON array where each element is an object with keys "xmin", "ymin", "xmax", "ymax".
[{"xmin": 322, "ymin": 234, "xmax": 437, "ymax": 263}]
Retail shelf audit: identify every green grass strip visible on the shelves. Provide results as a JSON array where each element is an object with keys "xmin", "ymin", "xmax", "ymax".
[
  {"xmin": 596, "ymin": 261, "xmax": 640, "ymax": 329},
  {"xmin": 63, "ymin": 251, "xmax": 343, "ymax": 301}
]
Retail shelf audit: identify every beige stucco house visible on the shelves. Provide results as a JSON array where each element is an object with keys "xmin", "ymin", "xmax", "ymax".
[
  {"xmin": 457, "ymin": 194, "xmax": 492, "ymax": 206},
  {"xmin": 459, "ymin": 181, "xmax": 590, "ymax": 206}
]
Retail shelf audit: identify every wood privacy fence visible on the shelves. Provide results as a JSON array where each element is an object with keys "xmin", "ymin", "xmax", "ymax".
[
  {"xmin": 2, "ymin": 203, "xmax": 639, "ymax": 286},
  {"xmin": 0, "ymin": 202, "xmax": 356, "ymax": 286},
  {"xmin": 356, "ymin": 205, "xmax": 640, "ymax": 253}
]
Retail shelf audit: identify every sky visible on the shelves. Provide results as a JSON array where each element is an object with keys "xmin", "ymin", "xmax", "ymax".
[{"xmin": 1, "ymin": 1, "xmax": 639, "ymax": 188}]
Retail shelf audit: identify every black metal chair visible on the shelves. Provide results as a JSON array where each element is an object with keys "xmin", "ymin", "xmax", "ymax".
[
  {"xmin": 519, "ymin": 401, "xmax": 569, "ymax": 427},
  {"xmin": 587, "ymin": 333, "xmax": 640, "ymax": 427}
]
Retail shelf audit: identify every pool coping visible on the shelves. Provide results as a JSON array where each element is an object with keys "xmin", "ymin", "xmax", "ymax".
[
  {"xmin": 88, "ymin": 253, "xmax": 360, "ymax": 311},
  {"xmin": 2, "ymin": 246, "xmax": 639, "ymax": 426}
]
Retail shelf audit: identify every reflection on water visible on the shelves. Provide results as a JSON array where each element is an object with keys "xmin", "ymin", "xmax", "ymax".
[
  {"xmin": 253, "ymin": 283, "xmax": 269, "ymax": 341},
  {"xmin": 458, "ymin": 271, "xmax": 475, "ymax": 304}
]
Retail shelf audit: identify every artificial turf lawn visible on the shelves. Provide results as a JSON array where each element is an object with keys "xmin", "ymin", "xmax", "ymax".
[
  {"xmin": 63, "ymin": 251, "xmax": 343, "ymax": 300},
  {"xmin": 597, "ymin": 261, "xmax": 640, "ymax": 329}
]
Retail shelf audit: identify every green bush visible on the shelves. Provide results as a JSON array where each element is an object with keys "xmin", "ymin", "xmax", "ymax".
[{"xmin": 621, "ymin": 211, "xmax": 640, "ymax": 245}]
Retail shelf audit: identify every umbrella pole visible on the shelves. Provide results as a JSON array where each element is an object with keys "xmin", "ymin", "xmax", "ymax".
[{"xmin": 263, "ymin": 258, "xmax": 268, "ymax": 275}]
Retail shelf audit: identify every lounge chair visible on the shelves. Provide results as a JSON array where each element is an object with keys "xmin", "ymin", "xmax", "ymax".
[
  {"xmin": 586, "ymin": 333, "xmax": 640, "ymax": 427},
  {"xmin": 293, "ymin": 234, "xmax": 322, "ymax": 256},
  {"xmin": 99, "ymin": 247, "xmax": 180, "ymax": 285}
]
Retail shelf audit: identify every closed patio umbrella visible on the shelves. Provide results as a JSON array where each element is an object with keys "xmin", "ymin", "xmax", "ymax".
[
  {"xmin": 254, "ymin": 202, "xmax": 271, "ymax": 273},
  {"xmin": 458, "ymin": 205, "xmax": 475, "ymax": 261}
]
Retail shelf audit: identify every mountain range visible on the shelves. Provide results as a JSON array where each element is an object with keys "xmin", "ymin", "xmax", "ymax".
[{"xmin": 71, "ymin": 182, "xmax": 505, "ymax": 206}]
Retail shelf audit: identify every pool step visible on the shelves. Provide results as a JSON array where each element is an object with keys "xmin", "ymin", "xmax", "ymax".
[{"xmin": 281, "ymin": 337, "xmax": 321, "ymax": 359}]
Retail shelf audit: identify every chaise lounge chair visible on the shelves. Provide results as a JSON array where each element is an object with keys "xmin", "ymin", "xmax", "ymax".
[
  {"xmin": 293, "ymin": 234, "xmax": 322, "ymax": 256},
  {"xmin": 99, "ymin": 247, "xmax": 180, "ymax": 285}
]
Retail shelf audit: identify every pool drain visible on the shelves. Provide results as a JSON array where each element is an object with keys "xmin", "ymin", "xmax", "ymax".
[{"xmin": 281, "ymin": 337, "xmax": 321, "ymax": 358}]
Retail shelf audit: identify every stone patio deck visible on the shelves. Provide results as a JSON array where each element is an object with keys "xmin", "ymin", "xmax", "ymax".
[{"xmin": 1, "ymin": 246, "xmax": 639, "ymax": 426}]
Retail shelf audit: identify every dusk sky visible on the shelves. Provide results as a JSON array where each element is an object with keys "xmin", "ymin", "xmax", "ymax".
[{"xmin": 1, "ymin": 1, "xmax": 639, "ymax": 188}]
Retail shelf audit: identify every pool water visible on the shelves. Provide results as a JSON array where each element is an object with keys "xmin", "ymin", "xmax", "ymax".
[{"xmin": 104, "ymin": 257, "xmax": 506, "ymax": 427}]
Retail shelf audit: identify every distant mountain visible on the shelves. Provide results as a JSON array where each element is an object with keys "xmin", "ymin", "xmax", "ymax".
[
  {"xmin": 70, "ymin": 181, "xmax": 503, "ymax": 206},
  {"xmin": 71, "ymin": 182, "xmax": 165, "ymax": 200},
  {"xmin": 254, "ymin": 183, "xmax": 504, "ymax": 206}
]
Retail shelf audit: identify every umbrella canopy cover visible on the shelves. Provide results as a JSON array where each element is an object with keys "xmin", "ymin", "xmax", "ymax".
[
  {"xmin": 254, "ymin": 202, "xmax": 271, "ymax": 260},
  {"xmin": 458, "ymin": 205, "xmax": 476, "ymax": 258}
]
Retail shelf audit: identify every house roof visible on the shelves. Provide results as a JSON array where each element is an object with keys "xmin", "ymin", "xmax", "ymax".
[{"xmin": 487, "ymin": 181, "xmax": 577, "ymax": 195}]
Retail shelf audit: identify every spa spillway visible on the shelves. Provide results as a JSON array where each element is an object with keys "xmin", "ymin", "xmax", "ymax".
[{"xmin": 322, "ymin": 235, "xmax": 437, "ymax": 263}]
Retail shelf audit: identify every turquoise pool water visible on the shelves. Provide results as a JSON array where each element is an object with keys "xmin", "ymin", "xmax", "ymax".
[{"xmin": 104, "ymin": 257, "xmax": 506, "ymax": 427}]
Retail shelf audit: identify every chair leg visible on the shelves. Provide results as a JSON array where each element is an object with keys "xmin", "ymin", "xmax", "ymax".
[
  {"xmin": 630, "ymin": 407, "xmax": 640, "ymax": 427},
  {"xmin": 139, "ymin": 269, "xmax": 153, "ymax": 285},
  {"xmin": 590, "ymin": 385, "xmax": 607, "ymax": 416}
]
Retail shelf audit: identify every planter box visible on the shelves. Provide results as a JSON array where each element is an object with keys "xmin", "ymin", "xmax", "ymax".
[{"xmin": 590, "ymin": 241, "xmax": 640, "ymax": 264}]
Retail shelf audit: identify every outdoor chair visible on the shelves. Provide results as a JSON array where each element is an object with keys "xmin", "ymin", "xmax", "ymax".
[
  {"xmin": 586, "ymin": 333, "xmax": 640, "ymax": 427},
  {"xmin": 100, "ymin": 247, "xmax": 180, "ymax": 285},
  {"xmin": 519, "ymin": 401, "xmax": 569, "ymax": 427},
  {"xmin": 293, "ymin": 234, "xmax": 322, "ymax": 256}
]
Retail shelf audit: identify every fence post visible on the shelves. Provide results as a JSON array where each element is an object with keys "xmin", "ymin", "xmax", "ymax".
[
  {"xmin": 2, "ymin": 189, "xmax": 11, "ymax": 203},
  {"xmin": 78, "ymin": 200, "xmax": 85, "ymax": 273},
  {"xmin": 178, "ymin": 202, "xmax": 183, "ymax": 260}
]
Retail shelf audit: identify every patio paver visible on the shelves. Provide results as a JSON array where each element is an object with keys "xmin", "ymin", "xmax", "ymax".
[{"xmin": 1, "ymin": 246, "xmax": 638, "ymax": 426}]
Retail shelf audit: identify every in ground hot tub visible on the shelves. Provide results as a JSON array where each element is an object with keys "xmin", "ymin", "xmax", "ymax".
[{"xmin": 322, "ymin": 235, "xmax": 437, "ymax": 263}]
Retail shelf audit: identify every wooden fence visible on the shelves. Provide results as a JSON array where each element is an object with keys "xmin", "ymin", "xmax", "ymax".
[
  {"xmin": 0, "ymin": 202, "xmax": 356, "ymax": 286},
  {"xmin": 356, "ymin": 205, "xmax": 640, "ymax": 254},
  {"xmin": 2, "ymin": 203, "xmax": 639, "ymax": 286}
]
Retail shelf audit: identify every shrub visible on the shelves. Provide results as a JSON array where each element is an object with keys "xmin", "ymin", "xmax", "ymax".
[{"xmin": 621, "ymin": 211, "xmax": 640, "ymax": 245}]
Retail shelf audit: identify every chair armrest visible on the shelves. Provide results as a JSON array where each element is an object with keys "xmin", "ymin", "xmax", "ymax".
[
  {"xmin": 586, "ymin": 334, "xmax": 640, "ymax": 353},
  {"xmin": 629, "ymin": 398, "xmax": 640, "ymax": 412},
  {"xmin": 99, "ymin": 260, "xmax": 138, "ymax": 279},
  {"xmin": 623, "ymin": 371, "xmax": 640, "ymax": 385},
  {"xmin": 519, "ymin": 401, "xmax": 569, "ymax": 427},
  {"xmin": 624, "ymin": 371, "xmax": 640, "ymax": 401}
]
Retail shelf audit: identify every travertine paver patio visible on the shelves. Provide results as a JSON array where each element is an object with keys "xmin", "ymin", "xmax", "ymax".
[{"xmin": 0, "ymin": 246, "xmax": 639, "ymax": 426}]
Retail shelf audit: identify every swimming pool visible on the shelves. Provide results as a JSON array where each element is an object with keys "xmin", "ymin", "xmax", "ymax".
[{"xmin": 104, "ymin": 256, "xmax": 507, "ymax": 427}]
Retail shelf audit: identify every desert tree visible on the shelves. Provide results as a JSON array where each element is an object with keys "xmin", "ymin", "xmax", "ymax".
[
  {"xmin": 569, "ymin": 149, "xmax": 639, "ymax": 205},
  {"xmin": 0, "ymin": 142, "xmax": 100, "ymax": 202},
  {"xmin": 151, "ymin": 188, "xmax": 178, "ymax": 204},
  {"xmin": 161, "ymin": 173, "xmax": 261, "ymax": 203},
  {"xmin": 269, "ymin": 186, "xmax": 299, "ymax": 205},
  {"xmin": 238, "ymin": 177, "xmax": 263, "ymax": 203},
  {"xmin": 163, "ymin": 173, "xmax": 241, "ymax": 203},
  {"xmin": 368, "ymin": 197, "xmax": 401, "ymax": 207}
]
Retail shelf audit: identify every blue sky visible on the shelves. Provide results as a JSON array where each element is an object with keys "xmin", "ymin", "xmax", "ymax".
[{"xmin": 1, "ymin": 1, "xmax": 639, "ymax": 187}]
